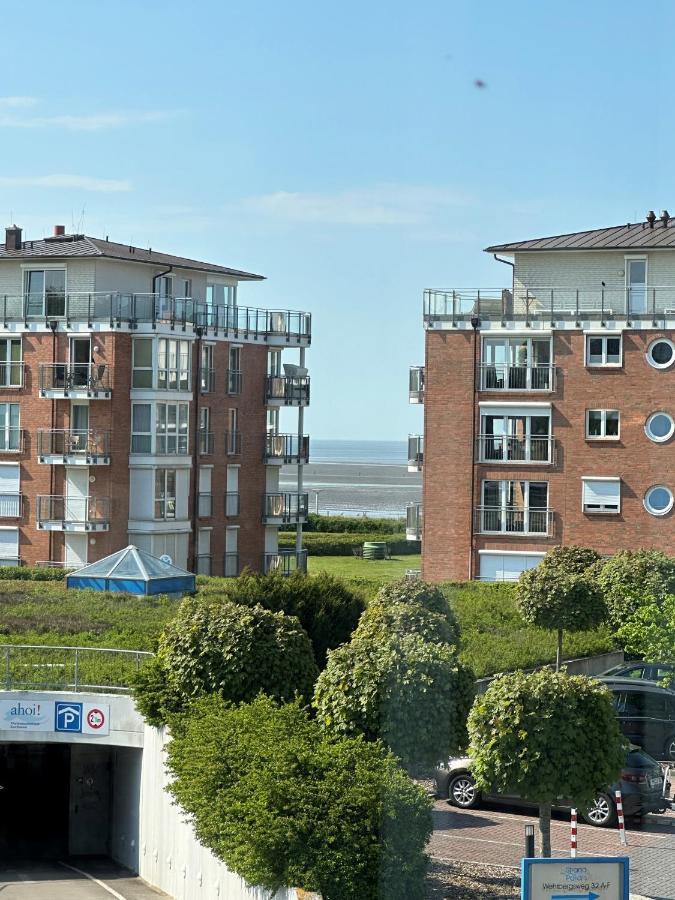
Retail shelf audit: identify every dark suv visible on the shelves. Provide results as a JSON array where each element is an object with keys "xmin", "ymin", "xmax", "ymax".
[
  {"xmin": 602, "ymin": 662, "xmax": 675, "ymax": 689},
  {"xmin": 599, "ymin": 677, "xmax": 675, "ymax": 761}
]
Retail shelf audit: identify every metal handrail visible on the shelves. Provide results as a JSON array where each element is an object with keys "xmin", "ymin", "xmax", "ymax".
[
  {"xmin": 264, "ymin": 375, "xmax": 310, "ymax": 405},
  {"xmin": 39, "ymin": 363, "xmax": 111, "ymax": 395},
  {"xmin": 0, "ymin": 644, "xmax": 153, "ymax": 693},
  {"xmin": 227, "ymin": 370, "xmax": 243, "ymax": 394},
  {"xmin": 37, "ymin": 429, "xmax": 110, "ymax": 459},
  {"xmin": 224, "ymin": 431, "xmax": 242, "ymax": 455},
  {"xmin": 199, "ymin": 431, "xmax": 214, "ymax": 455},
  {"xmin": 263, "ymin": 550, "xmax": 308, "ymax": 575},
  {"xmin": 479, "ymin": 363, "xmax": 556, "ymax": 392},
  {"xmin": 476, "ymin": 434, "xmax": 555, "ymax": 464},
  {"xmin": 263, "ymin": 493, "xmax": 309, "ymax": 523},
  {"xmin": 475, "ymin": 505, "xmax": 554, "ymax": 536},
  {"xmin": 264, "ymin": 433, "xmax": 310, "ymax": 462},
  {"xmin": 36, "ymin": 495, "xmax": 110, "ymax": 524}
]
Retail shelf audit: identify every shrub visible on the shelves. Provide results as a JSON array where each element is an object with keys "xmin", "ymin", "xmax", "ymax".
[
  {"xmin": 166, "ymin": 696, "xmax": 431, "ymax": 900},
  {"xmin": 304, "ymin": 513, "xmax": 405, "ymax": 534},
  {"xmin": 359, "ymin": 600, "xmax": 458, "ymax": 646},
  {"xmin": 278, "ymin": 531, "xmax": 418, "ymax": 556},
  {"xmin": 196, "ymin": 570, "xmax": 364, "ymax": 668},
  {"xmin": 0, "ymin": 566, "xmax": 66, "ymax": 581},
  {"xmin": 617, "ymin": 595, "xmax": 675, "ymax": 663},
  {"xmin": 376, "ymin": 579, "xmax": 458, "ymax": 633},
  {"xmin": 536, "ymin": 545, "xmax": 601, "ymax": 576},
  {"xmin": 133, "ymin": 597, "xmax": 318, "ymax": 725},
  {"xmin": 595, "ymin": 550, "xmax": 675, "ymax": 628}
]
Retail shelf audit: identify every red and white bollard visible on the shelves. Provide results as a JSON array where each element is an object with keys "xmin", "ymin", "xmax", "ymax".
[
  {"xmin": 570, "ymin": 809, "xmax": 577, "ymax": 858},
  {"xmin": 615, "ymin": 789, "xmax": 628, "ymax": 846}
]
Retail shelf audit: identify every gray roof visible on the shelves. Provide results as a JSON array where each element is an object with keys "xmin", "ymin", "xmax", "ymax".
[
  {"xmin": 69, "ymin": 545, "xmax": 192, "ymax": 580},
  {"xmin": 486, "ymin": 219, "xmax": 675, "ymax": 253},
  {"xmin": 0, "ymin": 233, "xmax": 264, "ymax": 280}
]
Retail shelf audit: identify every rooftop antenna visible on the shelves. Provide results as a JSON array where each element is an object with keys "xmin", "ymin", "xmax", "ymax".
[{"xmin": 76, "ymin": 205, "xmax": 86, "ymax": 233}]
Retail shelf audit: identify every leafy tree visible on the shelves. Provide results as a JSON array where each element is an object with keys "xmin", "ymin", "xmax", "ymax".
[
  {"xmin": 617, "ymin": 595, "xmax": 675, "ymax": 665},
  {"xmin": 534, "ymin": 545, "xmax": 601, "ymax": 576},
  {"xmin": 468, "ymin": 669, "xmax": 625, "ymax": 857},
  {"xmin": 595, "ymin": 550, "xmax": 675, "ymax": 629},
  {"xmin": 375, "ymin": 579, "xmax": 459, "ymax": 638},
  {"xmin": 360, "ymin": 598, "xmax": 459, "ymax": 646},
  {"xmin": 517, "ymin": 553, "xmax": 607, "ymax": 670},
  {"xmin": 166, "ymin": 695, "xmax": 432, "ymax": 900},
  {"xmin": 133, "ymin": 597, "xmax": 317, "ymax": 725},
  {"xmin": 197, "ymin": 570, "xmax": 364, "ymax": 668}
]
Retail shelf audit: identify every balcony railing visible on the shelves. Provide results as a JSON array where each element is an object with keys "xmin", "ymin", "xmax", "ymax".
[
  {"xmin": 475, "ymin": 506, "xmax": 554, "ymax": 536},
  {"xmin": 198, "ymin": 493, "xmax": 212, "ymax": 517},
  {"xmin": 479, "ymin": 363, "xmax": 556, "ymax": 392},
  {"xmin": 424, "ymin": 286, "xmax": 675, "ymax": 325},
  {"xmin": 36, "ymin": 495, "xmax": 110, "ymax": 531},
  {"xmin": 263, "ymin": 550, "xmax": 308, "ymax": 576},
  {"xmin": 199, "ymin": 431, "xmax": 214, "ymax": 455},
  {"xmin": 0, "ymin": 361, "xmax": 24, "ymax": 388},
  {"xmin": 195, "ymin": 554, "xmax": 212, "ymax": 576},
  {"xmin": 0, "ymin": 428, "xmax": 24, "ymax": 453},
  {"xmin": 0, "ymin": 644, "xmax": 152, "ymax": 693},
  {"xmin": 408, "ymin": 435, "xmax": 423, "ymax": 471},
  {"xmin": 264, "ymin": 433, "xmax": 310, "ymax": 464},
  {"xmin": 409, "ymin": 366, "xmax": 424, "ymax": 403},
  {"xmin": 223, "ymin": 553, "xmax": 240, "ymax": 577},
  {"xmin": 265, "ymin": 375, "xmax": 310, "ymax": 407},
  {"xmin": 227, "ymin": 370, "xmax": 242, "ymax": 394},
  {"xmin": 406, "ymin": 502, "xmax": 422, "ymax": 541},
  {"xmin": 225, "ymin": 493, "xmax": 241, "ymax": 517},
  {"xmin": 0, "ymin": 493, "xmax": 22, "ymax": 518},
  {"xmin": 476, "ymin": 435, "xmax": 555, "ymax": 465},
  {"xmin": 39, "ymin": 363, "xmax": 111, "ymax": 398},
  {"xmin": 225, "ymin": 431, "xmax": 242, "ymax": 455},
  {"xmin": 200, "ymin": 367, "xmax": 216, "ymax": 393},
  {"xmin": 262, "ymin": 493, "xmax": 309, "ymax": 524},
  {"xmin": 0, "ymin": 293, "xmax": 311, "ymax": 342},
  {"xmin": 37, "ymin": 429, "xmax": 110, "ymax": 463}
]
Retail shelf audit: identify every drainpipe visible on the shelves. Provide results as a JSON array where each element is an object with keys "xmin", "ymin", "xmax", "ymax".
[
  {"xmin": 493, "ymin": 254, "xmax": 515, "ymax": 294},
  {"xmin": 48, "ymin": 320, "xmax": 58, "ymax": 563},
  {"xmin": 190, "ymin": 327, "xmax": 203, "ymax": 572},
  {"xmin": 469, "ymin": 315, "xmax": 480, "ymax": 580},
  {"xmin": 151, "ymin": 266, "xmax": 173, "ymax": 325}
]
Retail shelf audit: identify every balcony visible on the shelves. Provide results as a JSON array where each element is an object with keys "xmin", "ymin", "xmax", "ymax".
[
  {"xmin": 476, "ymin": 435, "xmax": 555, "ymax": 465},
  {"xmin": 227, "ymin": 370, "xmax": 242, "ymax": 394},
  {"xmin": 39, "ymin": 364, "xmax": 111, "ymax": 399},
  {"xmin": 200, "ymin": 367, "xmax": 215, "ymax": 394},
  {"xmin": 262, "ymin": 493, "xmax": 309, "ymax": 525},
  {"xmin": 36, "ymin": 495, "xmax": 110, "ymax": 531},
  {"xmin": 406, "ymin": 503, "xmax": 422, "ymax": 541},
  {"xmin": 199, "ymin": 431, "xmax": 214, "ymax": 456},
  {"xmin": 423, "ymin": 286, "xmax": 675, "ymax": 326},
  {"xmin": 475, "ymin": 506, "xmax": 554, "ymax": 537},
  {"xmin": 408, "ymin": 435, "xmax": 423, "ymax": 471},
  {"xmin": 0, "ymin": 428, "xmax": 25, "ymax": 454},
  {"xmin": 264, "ymin": 433, "xmax": 310, "ymax": 465},
  {"xmin": 263, "ymin": 550, "xmax": 308, "ymax": 575},
  {"xmin": 265, "ymin": 375, "xmax": 310, "ymax": 407},
  {"xmin": 409, "ymin": 366, "xmax": 424, "ymax": 404},
  {"xmin": 223, "ymin": 552, "xmax": 240, "ymax": 577},
  {"xmin": 225, "ymin": 431, "xmax": 242, "ymax": 456},
  {"xmin": 198, "ymin": 493, "xmax": 212, "ymax": 518},
  {"xmin": 37, "ymin": 429, "xmax": 110, "ymax": 465},
  {"xmin": 225, "ymin": 493, "xmax": 240, "ymax": 517},
  {"xmin": 479, "ymin": 363, "xmax": 555, "ymax": 392},
  {"xmin": 0, "ymin": 493, "xmax": 22, "ymax": 518}
]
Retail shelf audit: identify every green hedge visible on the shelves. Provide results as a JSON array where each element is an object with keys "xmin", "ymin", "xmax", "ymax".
[
  {"xmin": 279, "ymin": 531, "xmax": 419, "ymax": 556},
  {"xmin": 303, "ymin": 513, "xmax": 405, "ymax": 534},
  {"xmin": 0, "ymin": 566, "xmax": 66, "ymax": 581}
]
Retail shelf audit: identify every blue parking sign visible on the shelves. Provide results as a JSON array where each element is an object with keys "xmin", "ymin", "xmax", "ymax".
[{"xmin": 55, "ymin": 702, "xmax": 83, "ymax": 733}]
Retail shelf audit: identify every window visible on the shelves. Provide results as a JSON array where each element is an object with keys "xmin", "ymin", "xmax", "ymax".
[
  {"xmin": 0, "ymin": 404, "xmax": 20, "ymax": 451},
  {"xmin": 132, "ymin": 338, "xmax": 153, "ymax": 388},
  {"xmin": 228, "ymin": 346, "xmax": 242, "ymax": 394},
  {"xmin": 0, "ymin": 527, "xmax": 19, "ymax": 566},
  {"xmin": 200, "ymin": 344, "xmax": 214, "ymax": 393},
  {"xmin": 645, "ymin": 412, "xmax": 675, "ymax": 443},
  {"xmin": 582, "ymin": 477, "xmax": 621, "ymax": 514},
  {"xmin": 478, "ymin": 551, "xmax": 545, "ymax": 582},
  {"xmin": 199, "ymin": 407, "xmax": 212, "ymax": 454},
  {"xmin": 158, "ymin": 338, "xmax": 190, "ymax": 391},
  {"xmin": 0, "ymin": 464, "xmax": 20, "ymax": 517},
  {"xmin": 267, "ymin": 349, "xmax": 282, "ymax": 377},
  {"xmin": 644, "ymin": 484, "xmax": 674, "ymax": 517},
  {"xmin": 180, "ymin": 279, "xmax": 192, "ymax": 298},
  {"xmin": 226, "ymin": 408, "xmax": 239, "ymax": 454},
  {"xmin": 586, "ymin": 409, "xmax": 620, "ymax": 439},
  {"xmin": 480, "ymin": 480, "xmax": 549, "ymax": 534},
  {"xmin": 646, "ymin": 338, "xmax": 675, "ymax": 370},
  {"xmin": 198, "ymin": 466, "xmax": 212, "ymax": 517},
  {"xmin": 0, "ymin": 339, "xmax": 22, "ymax": 387},
  {"xmin": 586, "ymin": 335, "xmax": 622, "ymax": 366},
  {"xmin": 156, "ymin": 402, "xmax": 189, "ymax": 454},
  {"xmin": 479, "ymin": 411, "xmax": 552, "ymax": 462},
  {"xmin": 154, "ymin": 469, "xmax": 176, "ymax": 520},
  {"xmin": 481, "ymin": 337, "xmax": 552, "ymax": 390},
  {"xmin": 131, "ymin": 403, "xmax": 152, "ymax": 453},
  {"xmin": 24, "ymin": 268, "xmax": 66, "ymax": 317}
]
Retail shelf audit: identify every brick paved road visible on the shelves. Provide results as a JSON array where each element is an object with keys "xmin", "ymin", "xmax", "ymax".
[{"xmin": 429, "ymin": 799, "xmax": 675, "ymax": 899}]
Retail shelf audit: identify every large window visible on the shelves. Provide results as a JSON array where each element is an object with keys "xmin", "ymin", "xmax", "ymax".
[
  {"xmin": 132, "ymin": 338, "xmax": 153, "ymax": 388},
  {"xmin": 478, "ymin": 551, "xmax": 545, "ymax": 582},
  {"xmin": 131, "ymin": 404, "xmax": 152, "ymax": 453},
  {"xmin": 481, "ymin": 337, "xmax": 552, "ymax": 391},
  {"xmin": 582, "ymin": 477, "xmax": 621, "ymax": 514},
  {"xmin": 158, "ymin": 338, "xmax": 190, "ymax": 391},
  {"xmin": 228, "ymin": 346, "xmax": 242, "ymax": 394},
  {"xmin": 586, "ymin": 335, "xmax": 622, "ymax": 367},
  {"xmin": 24, "ymin": 268, "xmax": 66, "ymax": 317},
  {"xmin": 0, "ymin": 527, "xmax": 19, "ymax": 566},
  {"xmin": 478, "ymin": 411, "xmax": 552, "ymax": 462},
  {"xmin": 586, "ymin": 409, "xmax": 620, "ymax": 439},
  {"xmin": 156, "ymin": 402, "xmax": 189, "ymax": 454},
  {"xmin": 154, "ymin": 469, "xmax": 176, "ymax": 520},
  {"xmin": 480, "ymin": 480, "xmax": 549, "ymax": 534},
  {"xmin": 0, "ymin": 339, "xmax": 22, "ymax": 387},
  {"xmin": 0, "ymin": 404, "xmax": 20, "ymax": 452}
]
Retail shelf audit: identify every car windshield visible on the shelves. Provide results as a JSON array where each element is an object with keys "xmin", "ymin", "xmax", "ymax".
[{"xmin": 626, "ymin": 749, "xmax": 659, "ymax": 769}]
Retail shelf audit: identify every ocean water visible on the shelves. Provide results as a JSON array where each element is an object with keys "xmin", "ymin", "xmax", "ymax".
[{"xmin": 280, "ymin": 439, "xmax": 421, "ymax": 518}]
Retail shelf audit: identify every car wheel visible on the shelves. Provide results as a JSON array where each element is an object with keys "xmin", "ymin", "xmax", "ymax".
[
  {"xmin": 448, "ymin": 773, "xmax": 479, "ymax": 809},
  {"xmin": 664, "ymin": 735, "xmax": 675, "ymax": 762},
  {"xmin": 582, "ymin": 793, "xmax": 617, "ymax": 827}
]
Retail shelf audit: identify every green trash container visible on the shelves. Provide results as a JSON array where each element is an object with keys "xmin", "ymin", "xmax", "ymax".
[{"xmin": 363, "ymin": 541, "xmax": 387, "ymax": 560}]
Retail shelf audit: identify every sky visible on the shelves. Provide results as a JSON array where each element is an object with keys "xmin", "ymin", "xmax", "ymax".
[{"xmin": 3, "ymin": 0, "xmax": 675, "ymax": 439}]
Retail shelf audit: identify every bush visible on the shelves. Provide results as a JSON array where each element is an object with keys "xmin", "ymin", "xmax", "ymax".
[
  {"xmin": 595, "ymin": 550, "xmax": 675, "ymax": 628},
  {"xmin": 166, "ymin": 696, "xmax": 431, "ymax": 900},
  {"xmin": 535, "ymin": 546, "xmax": 601, "ymax": 576},
  {"xmin": 304, "ymin": 513, "xmax": 405, "ymax": 534},
  {"xmin": 278, "ymin": 531, "xmax": 418, "ymax": 556},
  {"xmin": 617, "ymin": 596, "xmax": 675, "ymax": 663},
  {"xmin": 0, "ymin": 566, "xmax": 66, "ymax": 581},
  {"xmin": 359, "ymin": 601, "xmax": 459, "ymax": 646},
  {"xmin": 133, "ymin": 597, "xmax": 318, "ymax": 725},
  {"xmin": 375, "ymin": 579, "xmax": 457, "ymax": 628},
  {"xmin": 196, "ymin": 570, "xmax": 364, "ymax": 668}
]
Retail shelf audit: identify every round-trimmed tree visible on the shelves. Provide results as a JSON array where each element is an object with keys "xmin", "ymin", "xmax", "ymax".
[
  {"xmin": 374, "ymin": 579, "xmax": 459, "ymax": 641},
  {"xmin": 595, "ymin": 549, "xmax": 675, "ymax": 629},
  {"xmin": 468, "ymin": 670, "xmax": 625, "ymax": 856}
]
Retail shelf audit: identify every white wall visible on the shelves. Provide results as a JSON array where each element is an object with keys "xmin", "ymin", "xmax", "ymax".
[
  {"xmin": 110, "ymin": 746, "xmax": 143, "ymax": 872},
  {"xmin": 514, "ymin": 249, "xmax": 675, "ymax": 293}
]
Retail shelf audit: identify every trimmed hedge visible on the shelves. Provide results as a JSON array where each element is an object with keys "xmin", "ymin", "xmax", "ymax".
[
  {"xmin": 279, "ymin": 531, "xmax": 419, "ymax": 556},
  {"xmin": 303, "ymin": 513, "xmax": 405, "ymax": 534},
  {"xmin": 0, "ymin": 566, "xmax": 66, "ymax": 581}
]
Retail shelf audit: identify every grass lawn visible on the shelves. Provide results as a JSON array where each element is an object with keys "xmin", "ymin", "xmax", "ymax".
[{"xmin": 308, "ymin": 554, "xmax": 421, "ymax": 599}]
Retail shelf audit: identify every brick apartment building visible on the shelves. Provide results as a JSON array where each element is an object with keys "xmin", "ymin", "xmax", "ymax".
[
  {"xmin": 409, "ymin": 210, "xmax": 675, "ymax": 582},
  {"xmin": 0, "ymin": 224, "xmax": 310, "ymax": 573}
]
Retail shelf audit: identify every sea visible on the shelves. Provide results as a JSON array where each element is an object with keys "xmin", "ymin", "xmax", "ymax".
[{"xmin": 280, "ymin": 439, "xmax": 422, "ymax": 519}]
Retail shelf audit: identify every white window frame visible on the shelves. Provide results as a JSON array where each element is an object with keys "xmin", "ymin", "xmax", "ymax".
[
  {"xmin": 644, "ymin": 484, "xmax": 674, "ymax": 517},
  {"xmin": 132, "ymin": 337, "xmax": 154, "ymax": 389},
  {"xmin": 156, "ymin": 402, "xmax": 189, "ymax": 455},
  {"xmin": 480, "ymin": 479, "xmax": 550, "ymax": 535},
  {"xmin": 646, "ymin": 337, "xmax": 675, "ymax": 370},
  {"xmin": 154, "ymin": 468, "xmax": 177, "ymax": 520},
  {"xmin": 0, "ymin": 338, "xmax": 22, "ymax": 388},
  {"xmin": 585, "ymin": 334, "xmax": 622, "ymax": 367},
  {"xmin": 0, "ymin": 403, "xmax": 20, "ymax": 452},
  {"xmin": 478, "ymin": 408, "xmax": 552, "ymax": 463},
  {"xmin": 0, "ymin": 463, "xmax": 20, "ymax": 518},
  {"xmin": 22, "ymin": 265, "xmax": 67, "ymax": 317},
  {"xmin": 480, "ymin": 335, "xmax": 553, "ymax": 392},
  {"xmin": 157, "ymin": 338, "xmax": 191, "ymax": 391},
  {"xmin": 477, "ymin": 550, "xmax": 546, "ymax": 582},
  {"xmin": 645, "ymin": 411, "xmax": 675, "ymax": 443},
  {"xmin": 582, "ymin": 476, "xmax": 621, "ymax": 515},
  {"xmin": 0, "ymin": 525, "xmax": 19, "ymax": 566},
  {"xmin": 586, "ymin": 409, "xmax": 620, "ymax": 440}
]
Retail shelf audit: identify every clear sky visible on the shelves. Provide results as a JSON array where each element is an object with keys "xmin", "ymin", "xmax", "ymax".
[{"xmin": 3, "ymin": 0, "xmax": 675, "ymax": 439}]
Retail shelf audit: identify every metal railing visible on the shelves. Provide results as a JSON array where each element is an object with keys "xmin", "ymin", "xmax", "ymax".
[
  {"xmin": 0, "ymin": 293, "xmax": 311, "ymax": 342},
  {"xmin": 227, "ymin": 370, "xmax": 242, "ymax": 394},
  {"xmin": 0, "ymin": 428, "xmax": 24, "ymax": 453},
  {"xmin": 223, "ymin": 553, "xmax": 240, "ymax": 577},
  {"xmin": 199, "ymin": 367, "xmax": 216, "ymax": 393},
  {"xmin": 264, "ymin": 433, "xmax": 310, "ymax": 463},
  {"xmin": 37, "ymin": 429, "xmax": 110, "ymax": 461},
  {"xmin": 409, "ymin": 366, "xmax": 424, "ymax": 403},
  {"xmin": 198, "ymin": 493, "xmax": 213, "ymax": 517},
  {"xmin": 225, "ymin": 431, "xmax": 242, "ymax": 455},
  {"xmin": 424, "ymin": 286, "xmax": 675, "ymax": 325},
  {"xmin": 263, "ymin": 550, "xmax": 308, "ymax": 575},
  {"xmin": 262, "ymin": 492, "xmax": 309, "ymax": 523},
  {"xmin": 0, "ymin": 361, "xmax": 24, "ymax": 388},
  {"xmin": 225, "ymin": 492, "xmax": 241, "ymax": 517},
  {"xmin": 199, "ymin": 431, "xmax": 214, "ymax": 455},
  {"xmin": 476, "ymin": 435, "xmax": 555, "ymax": 464},
  {"xmin": 0, "ymin": 557, "xmax": 20, "ymax": 567},
  {"xmin": 195, "ymin": 554, "xmax": 212, "ymax": 576},
  {"xmin": 406, "ymin": 503, "xmax": 422, "ymax": 540},
  {"xmin": 36, "ymin": 495, "xmax": 110, "ymax": 528},
  {"xmin": 264, "ymin": 375, "xmax": 310, "ymax": 406},
  {"xmin": 475, "ymin": 506, "xmax": 554, "ymax": 536},
  {"xmin": 408, "ymin": 434, "xmax": 423, "ymax": 470},
  {"xmin": 39, "ymin": 363, "xmax": 111, "ymax": 396},
  {"xmin": 479, "ymin": 363, "xmax": 555, "ymax": 392},
  {"xmin": 0, "ymin": 644, "xmax": 153, "ymax": 693}
]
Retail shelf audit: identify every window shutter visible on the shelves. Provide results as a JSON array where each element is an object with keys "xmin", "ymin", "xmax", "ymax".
[
  {"xmin": 0, "ymin": 528, "xmax": 19, "ymax": 564},
  {"xmin": 582, "ymin": 477, "xmax": 621, "ymax": 511}
]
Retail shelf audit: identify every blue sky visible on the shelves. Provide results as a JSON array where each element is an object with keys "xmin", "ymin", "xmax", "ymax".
[{"xmin": 3, "ymin": 0, "xmax": 675, "ymax": 439}]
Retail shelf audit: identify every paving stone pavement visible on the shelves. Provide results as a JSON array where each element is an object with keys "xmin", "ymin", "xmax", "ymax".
[{"xmin": 429, "ymin": 800, "xmax": 675, "ymax": 899}]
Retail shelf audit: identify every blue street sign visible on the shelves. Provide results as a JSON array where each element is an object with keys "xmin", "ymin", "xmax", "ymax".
[
  {"xmin": 552, "ymin": 894, "xmax": 599, "ymax": 900},
  {"xmin": 522, "ymin": 857, "xmax": 629, "ymax": 900},
  {"xmin": 55, "ymin": 702, "xmax": 83, "ymax": 733}
]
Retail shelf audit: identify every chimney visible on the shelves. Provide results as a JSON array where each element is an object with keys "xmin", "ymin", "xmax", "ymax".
[
  {"xmin": 661, "ymin": 210, "xmax": 670, "ymax": 227},
  {"xmin": 53, "ymin": 224, "xmax": 65, "ymax": 237},
  {"xmin": 647, "ymin": 210, "xmax": 657, "ymax": 228},
  {"xmin": 4, "ymin": 225, "xmax": 22, "ymax": 251}
]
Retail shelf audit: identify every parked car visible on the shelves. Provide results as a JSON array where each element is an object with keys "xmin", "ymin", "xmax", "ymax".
[
  {"xmin": 602, "ymin": 662, "xmax": 675, "ymax": 689},
  {"xmin": 435, "ymin": 746, "xmax": 670, "ymax": 826},
  {"xmin": 598, "ymin": 677, "xmax": 675, "ymax": 761}
]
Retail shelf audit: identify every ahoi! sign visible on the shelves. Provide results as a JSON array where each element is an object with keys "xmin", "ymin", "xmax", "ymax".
[
  {"xmin": 0, "ymin": 699, "xmax": 110, "ymax": 736},
  {"xmin": 522, "ymin": 857, "xmax": 629, "ymax": 900}
]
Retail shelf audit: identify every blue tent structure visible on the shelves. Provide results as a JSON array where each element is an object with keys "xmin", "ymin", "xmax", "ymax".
[{"xmin": 65, "ymin": 545, "xmax": 196, "ymax": 596}]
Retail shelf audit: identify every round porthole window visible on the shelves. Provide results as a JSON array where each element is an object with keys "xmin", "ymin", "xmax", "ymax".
[
  {"xmin": 646, "ymin": 338, "xmax": 675, "ymax": 369},
  {"xmin": 644, "ymin": 485, "xmax": 674, "ymax": 516},
  {"xmin": 645, "ymin": 412, "xmax": 675, "ymax": 443}
]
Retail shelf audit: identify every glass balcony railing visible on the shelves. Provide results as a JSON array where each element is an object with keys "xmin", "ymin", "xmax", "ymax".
[
  {"xmin": 36, "ymin": 495, "xmax": 110, "ymax": 530},
  {"xmin": 406, "ymin": 503, "xmax": 422, "ymax": 541},
  {"xmin": 264, "ymin": 433, "xmax": 310, "ymax": 464},
  {"xmin": 262, "ymin": 493, "xmax": 309, "ymax": 524},
  {"xmin": 37, "ymin": 429, "xmax": 110, "ymax": 463},
  {"xmin": 263, "ymin": 550, "xmax": 308, "ymax": 576},
  {"xmin": 39, "ymin": 363, "xmax": 111, "ymax": 398},
  {"xmin": 409, "ymin": 366, "xmax": 424, "ymax": 403},
  {"xmin": 407, "ymin": 434, "xmax": 423, "ymax": 471}
]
